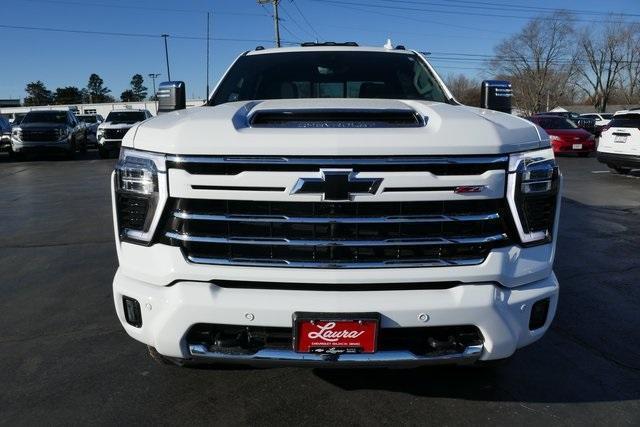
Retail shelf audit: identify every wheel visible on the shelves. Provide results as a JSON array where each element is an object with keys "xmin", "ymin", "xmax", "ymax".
[
  {"xmin": 147, "ymin": 346, "xmax": 188, "ymax": 367},
  {"xmin": 66, "ymin": 139, "xmax": 77, "ymax": 160},
  {"xmin": 79, "ymin": 138, "xmax": 88, "ymax": 155},
  {"xmin": 612, "ymin": 166, "xmax": 631, "ymax": 175},
  {"xmin": 98, "ymin": 147, "xmax": 110, "ymax": 159},
  {"xmin": 9, "ymin": 150, "xmax": 25, "ymax": 161}
]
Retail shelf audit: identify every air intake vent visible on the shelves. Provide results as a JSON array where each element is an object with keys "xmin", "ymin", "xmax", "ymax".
[{"xmin": 249, "ymin": 109, "xmax": 426, "ymax": 128}]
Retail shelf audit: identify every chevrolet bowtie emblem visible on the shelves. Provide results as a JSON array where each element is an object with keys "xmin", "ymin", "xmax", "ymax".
[{"xmin": 291, "ymin": 169, "xmax": 383, "ymax": 201}]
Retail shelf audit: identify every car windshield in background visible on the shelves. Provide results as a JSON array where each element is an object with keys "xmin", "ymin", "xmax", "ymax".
[
  {"xmin": 609, "ymin": 114, "xmax": 640, "ymax": 128},
  {"xmin": 210, "ymin": 51, "xmax": 449, "ymax": 105},
  {"xmin": 536, "ymin": 117, "xmax": 578, "ymax": 130},
  {"xmin": 601, "ymin": 114, "xmax": 614, "ymax": 120},
  {"xmin": 105, "ymin": 112, "xmax": 146, "ymax": 123},
  {"xmin": 22, "ymin": 112, "xmax": 67, "ymax": 124},
  {"xmin": 77, "ymin": 115, "xmax": 98, "ymax": 123}
]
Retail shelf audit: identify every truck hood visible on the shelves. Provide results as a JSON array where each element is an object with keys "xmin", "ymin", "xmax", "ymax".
[{"xmin": 128, "ymin": 99, "xmax": 546, "ymax": 156}]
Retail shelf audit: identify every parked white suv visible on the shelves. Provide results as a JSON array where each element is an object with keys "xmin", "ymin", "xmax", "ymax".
[
  {"xmin": 111, "ymin": 45, "xmax": 561, "ymax": 367},
  {"xmin": 597, "ymin": 110, "xmax": 640, "ymax": 174},
  {"xmin": 97, "ymin": 109, "xmax": 152, "ymax": 158}
]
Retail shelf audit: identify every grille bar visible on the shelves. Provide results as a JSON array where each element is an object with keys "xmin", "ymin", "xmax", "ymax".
[
  {"xmin": 186, "ymin": 255, "xmax": 485, "ymax": 269},
  {"xmin": 173, "ymin": 210, "xmax": 501, "ymax": 224},
  {"xmin": 166, "ymin": 231, "xmax": 507, "ymax": 247}
]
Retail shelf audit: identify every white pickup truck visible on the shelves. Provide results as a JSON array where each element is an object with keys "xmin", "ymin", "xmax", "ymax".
[{"xmin": 111, "ymin": 44, "xmax": 561, "ymax": 367}]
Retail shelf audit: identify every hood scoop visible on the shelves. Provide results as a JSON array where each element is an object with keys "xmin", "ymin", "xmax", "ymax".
[{"xmin": 248, "ymin": 108, "xmax": 426, "ymax": 128}]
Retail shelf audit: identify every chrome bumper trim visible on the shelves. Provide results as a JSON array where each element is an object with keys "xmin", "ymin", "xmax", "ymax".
[{"xmin": 187, "ymin": 344, "xmax": 484, "ymax": 367}]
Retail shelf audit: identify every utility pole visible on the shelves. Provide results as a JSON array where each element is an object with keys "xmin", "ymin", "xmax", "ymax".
[
  {"xmin": 258, "ymin": 0, "xmax": 280, "ymax": 47},
  {"xmin": 161, "ymin": 34, "xmax": 171, "ymax": 81},
  {"xmin": 206, "ymin": 11, "xmax": 210, "ymax": 98}
]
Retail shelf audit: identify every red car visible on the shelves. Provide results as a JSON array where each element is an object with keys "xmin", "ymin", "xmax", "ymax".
[{"xmin": 529, "ymin": 115, "xmax": 596, "ymax": 156}]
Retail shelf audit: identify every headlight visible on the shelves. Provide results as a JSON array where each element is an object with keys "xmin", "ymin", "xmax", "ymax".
[
  {"xmin": 97, "ymin": 128, "xmax": 105, "ymax": 138},
  {"xmin": 114, "ymin": 148, "xmax": 167, "ymax": 243},
  {"xmin": 507, "ymin": 148, "xmax": 561, "ymax": 245},
  {"xmin": 11, "ymin": 128, "xmax": 22, "ymax": 141}
]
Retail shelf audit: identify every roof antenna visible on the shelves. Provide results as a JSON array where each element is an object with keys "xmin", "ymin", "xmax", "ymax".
[{"xmin": 384, "ymin": 38, "xmax": 393, "ymax": 49}]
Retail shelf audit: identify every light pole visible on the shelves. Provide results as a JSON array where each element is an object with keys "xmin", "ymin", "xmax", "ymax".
[
  {"xmin": 161, "ymin": 34, "xmax": 171, "ymax": 81},
  {"xmin": 148, "ymin": 73, "xmax": 161, "ymax": 101}
]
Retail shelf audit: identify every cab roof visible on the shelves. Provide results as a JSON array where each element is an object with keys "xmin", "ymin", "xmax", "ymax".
[{"xmin": 246, "ymin": 45, "xmax": 416, "ymax": 56}]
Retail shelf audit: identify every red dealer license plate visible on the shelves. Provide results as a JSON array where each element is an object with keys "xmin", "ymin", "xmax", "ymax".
[{"xmin": 293, "ymin": 312, "xmax": 379, "ymax": 354}]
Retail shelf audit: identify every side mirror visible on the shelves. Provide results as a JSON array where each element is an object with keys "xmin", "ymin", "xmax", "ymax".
[
  {"xmin": 157, "ymin": 81, "xmax": 186, "ymax": 114},
  {"xmin": 480, "ymin": 80, "xmax": 512, "ymax": 114}
]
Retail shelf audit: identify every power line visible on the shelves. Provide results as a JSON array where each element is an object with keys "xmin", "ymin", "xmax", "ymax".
[
  {"xmin": 0, "ymin": 23, "xmax": 292, "ymax": 44},
  {"xmin": 307, "ymin": 0, "xmax": 512, "ymax": 35},
  {"xmin": 13, "ymin": 0, "xmax": 265, "ymax": 15},
  {"xmin": 370, "ymin": 0, "xmax": 640, "ymax": 19},
  {"xmin": 290, "ymin": 0, "xmax": 321, "ymax": 40},
  {"xmin": 279, "ymin": 3, "xmax": 316, "ymax": 40},
  {"xmin": 308, "ymin": 0, "xmax": 638, "ymax": 25}
]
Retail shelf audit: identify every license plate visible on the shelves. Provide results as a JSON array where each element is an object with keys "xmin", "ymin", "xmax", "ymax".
[
  {"xmin": 572, "ymin": 144, "xmax": 582, "ymax": 149},
  {"xmin": 293, "ymin": 312, "xmax": 379, "ymax": 354},
  {"xmin": 614, "ymin": 135, "xmax": 628, "ymax": 143}
]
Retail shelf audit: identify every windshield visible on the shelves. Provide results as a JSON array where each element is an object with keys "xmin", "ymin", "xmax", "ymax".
[
  {"xmin": 210, "ymin": 51, "xmax": 449, "ymax": 105},
  {"xmin": 77, "ymin": 115, "xmax": 98, "ymax": 123},
  {"xmin": 535, "ymin": 117, "xmax": 578, "ymax": 130},
  {"xmin": 609, "ymin": 114, "xmax": 640, "ymax": 128},
  {"xmin": 14, "ymin": 113, "xmax": 27, "ymax": 124},
  {"xmin": 105, "ymin": 111, "xmax": 146, "ymax": 123},
  {"xmin": 601, "ymin": 114, "xmax": 613, "ymax": 120},
  {"xmin": 22, "ymin": 111, "xmax": 68, "ymax": 124}
]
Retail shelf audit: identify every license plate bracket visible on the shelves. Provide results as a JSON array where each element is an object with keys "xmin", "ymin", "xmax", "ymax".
[
  {"xmin": 293, "ymin": 312, "xmax": 380, "ymax": 354},
  {"xmin": 572, "ymin": 144, "xmax": 583, "ymax": 149}
]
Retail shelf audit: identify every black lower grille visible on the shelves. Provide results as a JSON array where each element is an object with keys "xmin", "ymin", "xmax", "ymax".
[
  {"xmin": 186, "ymin": 323, "xmax": 483, "ymax": 356},
  {"xmin": 160, "ymin": 199, "xmax": 511, "ymax": 268},
  {"xmin": 521, "ymin": 194, "xmax": 556, "ymax": 233},
  {"xmin": 117, "ymin": 194, "xmax": 149, "ymax": 230},
  {"xmin": 21, "ymin": 129, "xmax": 58, "ymax": 141},
  {"xmin": 104, "ymin": 128, "xmax": 129, "ymax": 140}
]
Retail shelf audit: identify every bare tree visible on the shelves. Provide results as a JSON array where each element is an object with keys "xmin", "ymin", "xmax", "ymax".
[
  {"xmin": 619, "ymin": 23, "xmax": 640, "ymax": 106},
  {"xmin": 575, "ymin": 19, "xmax": 628, "ymax": 112},
  {"xmin": 490, "ymin": 12, "xmax": 579, "ymax": 115},
  {"xmin": 444, "ymin": 74, "xmax": 481, "ymax": 106}
]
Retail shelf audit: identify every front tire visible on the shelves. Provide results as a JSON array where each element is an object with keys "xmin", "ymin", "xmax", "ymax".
[{"xmin": 98, "ymin": 146, "xmax": 110, "ymax": 159}]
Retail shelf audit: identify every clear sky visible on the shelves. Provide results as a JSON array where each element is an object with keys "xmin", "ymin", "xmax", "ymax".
[{"xmin": 1, "ymin": 0, "xmax": 638, "ymax": 100}]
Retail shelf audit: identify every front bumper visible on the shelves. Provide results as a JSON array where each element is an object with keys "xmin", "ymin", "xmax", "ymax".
[
  {"xmin": 99, "ymin": 138, "xmax": 122, "ymax": 151},
  {"xmin": 12, "ymin": 138, "xmax": 71, "ymax": 152},
  {"xmin": 113, "ymin": 269, "xmax": 559, "ymax": 366},
  {"xmin": 597, "ymin": 151, "xmax": 640, "ymax": 169}
]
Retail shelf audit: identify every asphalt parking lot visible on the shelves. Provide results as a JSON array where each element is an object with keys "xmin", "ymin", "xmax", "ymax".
[{"xmin": 0, "ymin": 152, "xmax": 639, "ymax": 425}]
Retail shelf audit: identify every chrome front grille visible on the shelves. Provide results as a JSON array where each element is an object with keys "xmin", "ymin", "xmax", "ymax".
[
  {"xmin": 160, "ymin": 155, "xmax": 512, "ymax": 268},
  {"xmin": 160, "ymin": 198, "xmax": 511, "ymax": 268}
]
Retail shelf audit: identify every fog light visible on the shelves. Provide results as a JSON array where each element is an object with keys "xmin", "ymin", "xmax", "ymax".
[
  {"xmin": 529, "ymin": 298, "xmax": 550, "ymax": 330},
  {"xmin": 123, "ymin": 296, "xmax": 142, "ymax": 328}
]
